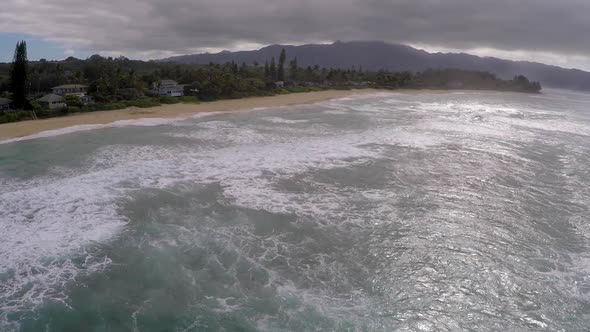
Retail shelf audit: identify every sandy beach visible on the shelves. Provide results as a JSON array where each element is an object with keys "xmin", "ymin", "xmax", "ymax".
[{"xmin": 0, "ymin": 89, "xmax": 384, "ymax": 141}]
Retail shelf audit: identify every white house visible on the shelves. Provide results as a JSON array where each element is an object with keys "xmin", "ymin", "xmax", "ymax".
[
  {"xmin": 38, "ymin": 94, "xmax": 66, "ymax": 110},
  {"xmin": 152, "ymin": 80, "xmax": 185, "ymax": 97},
  {"xmin": 51, "ymin": 84, "xmax": 88, "ymax": 97},
  {"xmin": 49, "ymin": 84, "xmax": 96, "ymax": 105}
]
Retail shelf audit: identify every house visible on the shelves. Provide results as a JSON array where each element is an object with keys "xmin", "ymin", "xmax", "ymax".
[
  {"xmin": 38, "ymin": 94, "xmax": 66, "ymax": 110},
  {"xmin": 50, "ymin": 84, "xmax": 96, "ymax": 104},
  {"xmin": 274, "ymin": 81, "xmax": 285, "ymax": 88},
  {"xmin": 51, "ymin": 84, "xmax": 88, "ymax": 96},
  {"xmin": 0, "ymin": 98, "xmax": 10, "ymax": 112},
  {"xmin": 152, "ymin": 80, "xmax": 185, "ymax": 97},
  {"xmin": 158, "ymin": 80, "xmax": 178, "ymax": 87}
]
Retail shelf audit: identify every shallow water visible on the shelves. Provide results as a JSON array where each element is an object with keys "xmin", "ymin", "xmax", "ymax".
[{"xmin": 1, "ymin": 90, "xmax": 590, "ymax": 331}]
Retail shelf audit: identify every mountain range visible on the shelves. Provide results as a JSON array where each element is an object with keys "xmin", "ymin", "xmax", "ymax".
[{"xmin": 160, "ymin": 41, "xmax": 590, "ymax": 91}]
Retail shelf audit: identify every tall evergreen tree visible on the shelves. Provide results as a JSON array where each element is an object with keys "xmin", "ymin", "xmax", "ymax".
[
  {"xmin": 278, "ymin": 48, "xmax": 286, "ymax": 81},
  {"xmin": 10, "ymin": 41, "xmax": 29, "ymax": 109},
  {"xmin": 289, "ymin": 57, "xmax": 298, "ymax": 81},
  {"xmin": 270, "ymin": 57, "xmax": 277, "ymax": 81},
  {"xmin": 264, "ymin": 61, "xmax": 270, "ymax": 79},
  {"xmin": 239, "ymin": 62, "xmax": 248, "ymax": 76},
  {"xmin": 230, "ymin": 61, "xmax": 239, "ymax": 75}
]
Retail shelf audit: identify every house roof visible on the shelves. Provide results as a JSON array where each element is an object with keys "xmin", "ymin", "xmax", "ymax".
[
  {"xmin": 153, "ymin": 83, "xmax": 185, "ymax": 92},
  {"xmin": 159, "ymin": 80, "xmax": 178, "ymax": 86},
  {"xmin": 163, "ymin": 85, "xmax": 184, "ymax": 92},
  {"xmin": 52, "ymin": 84, "xmax": 88, "ymax": 90},
  {"xmin": 38, "ymin": 94, "xmax": 64, "ymax": 102},
  {"xmin": 0, "ymin": 97, "xmax": 10, "ymax": 105}
]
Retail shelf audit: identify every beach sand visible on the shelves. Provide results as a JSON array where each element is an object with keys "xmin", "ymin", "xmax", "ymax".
[{"xmin": 0, "ymin": 89, "xmax": 385, "ymax": 141}]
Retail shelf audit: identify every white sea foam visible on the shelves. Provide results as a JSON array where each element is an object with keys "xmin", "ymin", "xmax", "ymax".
[
  {"xmin": 189, "ymin": 111, "xmax": 225, "ymax": 119},
  {"xmin": 2, "ymin": 111, "xmax": 418, "ymax": 322},
  {"xmin": 110, "ymin": 117, "xmax": 183, "ymax": 127},
  {"xmin": 261, "ymin": 116, "xmax": 309, "ymax": 124},
  {"xmin": 195, "ymin": 120, "xmax": 235, "ymax": 130},
  {"xmin": 0, "ymin": 113, "xmax": 225, "ymax": 145},
  {"xmin": 0, "ymin": 124, "xmax": 106, "ymax": 144},
  {"xmin": 492, "ymin": 116, "xmax": 590, "ymax": 137},
  {"xmin": 0, "ymin": 171, "xmax": 126, "ymax": 322},
  {"xmin": 322, "ymin": 110, "xmax": 349, "ymax": 115},
  {"xmin": 167, "ymin": 127, "xmax": 268, "ymax": 145}
]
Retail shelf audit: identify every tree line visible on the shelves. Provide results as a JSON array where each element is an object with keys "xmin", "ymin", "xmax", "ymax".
[{"xmin": 0, "ymin": 41, "xmax": 542, "ymax": 123}]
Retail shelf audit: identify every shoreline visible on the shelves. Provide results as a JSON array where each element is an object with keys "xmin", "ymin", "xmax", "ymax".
[
  {"xmin": 0, "ymin": 88, "xmax": 518, "ymax": 142},
  {"xmin": 0, "ymin": 89, "xmax": 385, "ymax": 142}
]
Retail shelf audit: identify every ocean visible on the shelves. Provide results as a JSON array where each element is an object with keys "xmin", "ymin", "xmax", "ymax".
[{"xmin": 1, "ymin": 90, "xmax": 589, "ymax": 331}]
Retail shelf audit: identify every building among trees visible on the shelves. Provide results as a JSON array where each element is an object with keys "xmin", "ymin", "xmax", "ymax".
[
  {"xmin": 151, "ymin": 80, "xmax": 185, "ymax": 97},
  {"xmin": 51, "ymin": 84, "xmax": 88, "ymax": 96},
  {"xmin": 37, "ymin": 94, "xmax": 66, "ymax": 110}
]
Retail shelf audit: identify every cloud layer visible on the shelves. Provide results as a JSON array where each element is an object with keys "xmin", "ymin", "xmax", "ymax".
[{"xmin": 1, "ymin": 0, "xmax": 589, "ymax": 66}]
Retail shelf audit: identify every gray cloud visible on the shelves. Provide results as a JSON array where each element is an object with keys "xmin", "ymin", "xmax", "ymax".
[{"xmin": 1, "ymin": 0, "xmax": 589, "ymax": 67}]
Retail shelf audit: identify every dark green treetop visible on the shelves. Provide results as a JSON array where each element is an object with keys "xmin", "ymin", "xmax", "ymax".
[
  {"xmin": 9, "ymin": 41, "xmax": 29, "ymax": 109},
  {"xmin": 278, "ymin": 48, "xmax": 286, "ymax": 81},
  {"xmin": 270, "ymin": 57, "xmax": 277, "ymax": 81}
]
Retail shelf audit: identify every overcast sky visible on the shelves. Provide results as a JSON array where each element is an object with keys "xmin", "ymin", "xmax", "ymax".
[{"xmin": 1, "ymin": 0, "xmax": 589, "ymax": 70}]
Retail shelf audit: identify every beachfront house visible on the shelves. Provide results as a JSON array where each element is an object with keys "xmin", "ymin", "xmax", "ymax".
[
  {"xmin": 38, "ymin": 94, "xmax": 66, "ymax": 110},
  {"xmin": 0, "ymin": 98, "xmax": 11, "ymax": 112},
  {"xmin": 50, "ymin": 84, "xmax": 95, "ymax": 105},
  {"xmin": 51, "ymin": 84, "xmax": 88, "ymax": 97},
  {"xmin": 152, "ymin": 80, "xmax": 185, "ymax": 97}
]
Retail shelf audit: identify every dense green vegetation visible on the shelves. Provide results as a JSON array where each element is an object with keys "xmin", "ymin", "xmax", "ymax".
[{"xmin": 0, "ymin": 44, "xmax": 542, "ymax": 124}]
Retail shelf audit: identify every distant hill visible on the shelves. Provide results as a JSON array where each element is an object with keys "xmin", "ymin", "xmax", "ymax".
[{"xmin": 160, "ymin": 41, "xmax": 590, "ymax": 91}]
